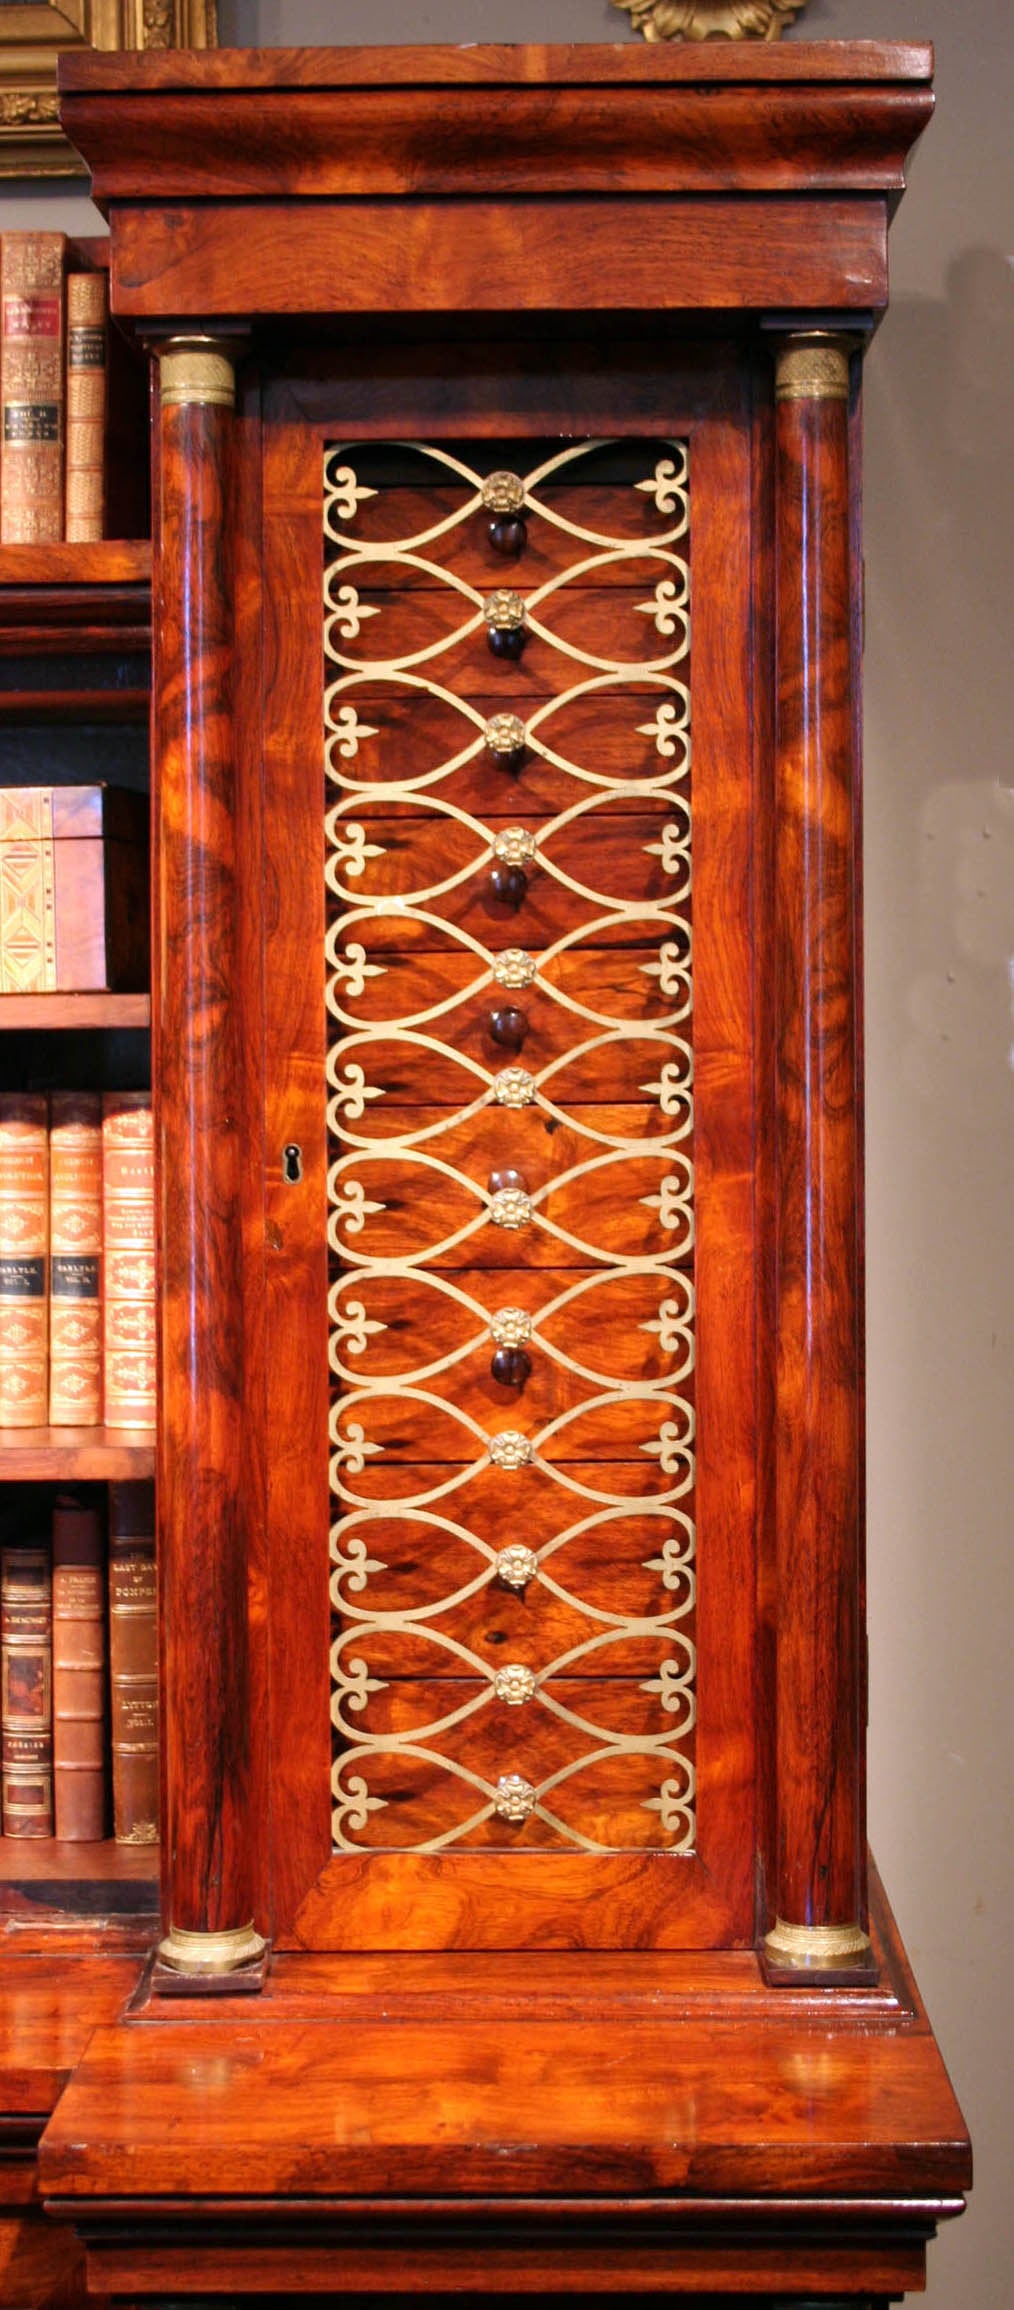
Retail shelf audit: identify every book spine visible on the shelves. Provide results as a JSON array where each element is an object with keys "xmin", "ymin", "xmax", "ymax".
[
  {"xmin": 108, "ymin": 1479, "xmax": 158, "ymax": 1844},
  {"xmin": 1, "ymin": 1544, "xmax": 53, "ymax": 1837},
  {"xmin": 52, "ymin": 1489, "xmax": 107, "ymax": 1840},
  {"xmin": 48, "ymin": 1091, "xmax": 103, "ymax": 1427},
  {"xmin": 0, "ymin": 786, "xmax": 56, "ymax": 996},
  {"xmin": 65, "ymin": 272, "xmax": 108, "ymax": 544},
  {"xmin": 0, "ymin": 231, "xmax": 65, "ymax": 545},
  {"xmin": 102, "ymin": 1093, "xmax": 156, "ymax": 1429},
  {"xmin": 0, "ymin": 1093, "xmax": 49, "ymax": 1429}
]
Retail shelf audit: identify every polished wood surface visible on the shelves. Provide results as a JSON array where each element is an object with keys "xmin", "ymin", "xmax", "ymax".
[
  {"xmin": 154, "ymin": 373, "xmax": 256, "ymax": 1952},
  {"xmin": 60, "ymin": 39, "xmax": 934, "ymax": 87},
  {"xmin": 259, "ymin": 347, "xmax": 756, "ymax": 1954},
  {"xmin": 0, "ymin": 994, "xmax": 150, "ymax": 1029},
  {"xmin": 107, "ymin": 199, "xmax": 889, "ymax": 324},
  {"xmin": 770, "ymin": 348, "xmax": 865, "ymax": 1952},
  {"xmin": 11, "ymin": 39, "xmax": 965, "ymax": 2306},
  {"xmin": 0, "ymin": 1429, "xmax": 155, "ymax": 1480}
]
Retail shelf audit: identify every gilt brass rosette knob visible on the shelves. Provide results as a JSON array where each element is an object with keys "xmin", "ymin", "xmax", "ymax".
[
  {"xmin": 496, "ymin": 1544, "xmax": 539, "ymax": 1592},
  {"xmin": 484, "ymin": 712, "xmax": 527, "ymax": 774},
  {"xmin": 492, "ymin": 948, "xmax": 537, "ymax": 990},
  {"xmin": 495, "ymin": 1773, "xmax": 536, "ymax": 1822},
  {"xmin": 489, "ymin": 1430, "xmax": 534, "ymax": 1470},
  {"xmin": 494, "ymin": 1664, "xmax": 537, "ymax": 1706},
  {"xmin": 482, "ymin": 471, "xmax": 528, "ymax": 557},
  {"xmin": 484, "ymin": 587, "xmax": 527, "ymax": 659}
]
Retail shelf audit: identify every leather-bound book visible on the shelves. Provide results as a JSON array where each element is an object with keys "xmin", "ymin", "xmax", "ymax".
[
  {"xmin": 0, "ymin": 231, "xmax": 65, "ymax": 544},
  {"xmin": 102, "ymin": 1093, "xmax": 155, "ymax": 1429},
  {"xmin": 108, "ymin": 1479, "xmax": 158, "ymax": 1844},
  {"xmin": 48, "ymin": 1092, "xmax": 103, "ymax": 1428},
  {"xmin": 52, "ymin": 1488, "xmax": 107, "ymax": 1841},
  {"xmin": 0, "ymin": 786, "xmax": 149, "ymax": 996},
  {"xmin": 1, "ymin": 1540, "xmax": 53, "ymax": 1837},
  {"xmin": 0, "ymin": 1093, "xmax": 48, "ymax": 1430},
  {"xmin": 65, "ymin": 271, "xmax": 108, "ymax": 543}
]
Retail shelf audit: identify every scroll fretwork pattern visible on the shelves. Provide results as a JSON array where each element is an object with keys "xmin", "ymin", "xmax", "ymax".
[{"xmin": 324, "ymin": 440, "xmax": 697, "ymax": 1854}]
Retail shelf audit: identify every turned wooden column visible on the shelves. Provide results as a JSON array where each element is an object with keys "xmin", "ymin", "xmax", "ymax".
[
  {"xmin": 154, "ymin": 335, "xmax": 265, "ymax": 1977},
  {"xmin": 764, "ymin": 333, "xmax": 872, "ymax": 1979}
]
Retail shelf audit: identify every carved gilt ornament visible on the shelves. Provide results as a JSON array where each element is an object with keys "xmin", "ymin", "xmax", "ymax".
[{"xmin": 613, "ymin": 0, "xmax": 810, "ymax": 39}]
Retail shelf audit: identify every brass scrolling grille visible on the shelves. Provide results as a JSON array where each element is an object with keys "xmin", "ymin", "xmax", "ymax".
[{"xmin": 324, "ymin": 440, "xmax": 697, "ymax": 1856}]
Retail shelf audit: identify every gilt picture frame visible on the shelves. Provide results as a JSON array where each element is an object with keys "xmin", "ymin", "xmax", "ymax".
[{"xmin": 0, "ymin": 0, "xmax": 216, "ymax": 177}]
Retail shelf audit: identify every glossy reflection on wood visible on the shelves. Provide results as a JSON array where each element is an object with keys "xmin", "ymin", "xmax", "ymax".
[
  {"xmin": 770, "ymin": 337, "xmax": 866, "ymax": 1961},
  {"xmin": 155, "ymin": 347, "xmax": 260, "ymax": 1964}
]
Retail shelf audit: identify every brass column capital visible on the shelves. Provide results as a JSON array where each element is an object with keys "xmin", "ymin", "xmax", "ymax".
[
  {"xmin": 775, "ymin": 332, "xmax": 854, "ymax": 404},
  {"xmin": 159, "ymin": 333, "xmax": 237, "ymax": 410}
]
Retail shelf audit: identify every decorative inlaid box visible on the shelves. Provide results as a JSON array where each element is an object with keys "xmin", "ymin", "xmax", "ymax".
[{"xmin": 0, "ymin": 784, "xmax": 149, "ymax": 993}]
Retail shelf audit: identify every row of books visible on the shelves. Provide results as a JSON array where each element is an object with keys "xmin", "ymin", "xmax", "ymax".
[
  {"xmin": 1, "ymin": 1481, "xmax": 157, "ymax": 1845},
  {"xmin": 0, "ymin": 1090, "xmax": 154, "ymax": 1430},
  {"xmin": 1, "ymin": 231, "xmax": 110, "ymax": 545}
]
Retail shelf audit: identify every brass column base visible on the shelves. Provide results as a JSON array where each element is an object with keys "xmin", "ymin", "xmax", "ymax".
[
  {"xmin": 764, "ymin": 1917, "xmax": 874, "ymax": 1971},
  {"xmin": 157, "ymin": 1922, "xmax": 268, "ymax": 1976}
]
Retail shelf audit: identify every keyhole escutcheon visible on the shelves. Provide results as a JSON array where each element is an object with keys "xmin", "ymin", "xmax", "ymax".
[{"xmin": 282, "ymin": 1143, "xmax": 303, "ymax": 1184}]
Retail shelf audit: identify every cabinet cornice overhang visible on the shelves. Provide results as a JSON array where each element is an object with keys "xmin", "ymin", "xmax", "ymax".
[{"xmin": 59, "ymin": 42, "xmax": 932, "ymax": 321}]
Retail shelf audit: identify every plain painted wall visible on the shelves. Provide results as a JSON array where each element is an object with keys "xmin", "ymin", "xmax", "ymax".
[{"xmin": 3, "ymin": 2, "xmax": 1010, "ymax": 2303}]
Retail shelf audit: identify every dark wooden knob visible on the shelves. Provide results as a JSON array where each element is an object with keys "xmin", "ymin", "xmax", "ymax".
[
  {"xmin": 487, "ymin": 737, "xmax": 526, "ymax": 776},
  {"xmin": 489, "ymin": 1005, "xmax": 528, "ymax": 1052},
  {"xmin": 491, "ymin": 1346, "xmax": 532, "ymax": 1389},
  {"xmin": 489, "ymin": 863, "xmax": 528, "ymax": 911},
  {"xmin": 489, "ymin": 513, "xmax": 527, "ymax": 558},
  {"xmin": 487, "ymin": 624, "xmax": 526, "ymax": 661},
  {"xmin": 488, "ymin": 1166, "xmax": 529, "ymax": 1197}
]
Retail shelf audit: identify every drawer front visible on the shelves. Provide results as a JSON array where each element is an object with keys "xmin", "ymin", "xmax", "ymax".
[
  {"xmin": 325, "ymin": 436, "xmax": 697, "ymax": 1864},
  {"xmin": 325, "ymin": 677, "xmax": 689, "ymax": 821}
]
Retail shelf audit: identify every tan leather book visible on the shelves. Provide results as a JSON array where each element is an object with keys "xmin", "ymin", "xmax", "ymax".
[
  {"xmin": 52, "ymin": 1489, "xmax": 107, "ymax": 1841},
  {"xmin": 108, "ymin": 1479, "xmax": 158, "ymax": 1844},
  {"xmin": 0, "ymin": 1094, "xmax": 48, "ymax": 1430},
  {"xmin": 65, "ymin": 271, "xmax": 107, "ymax": 544},
  {"xmin": 0, "ymin": 231, "xmax": 65, "ymax": 544},
  {"xmin": 1, "ymin": 1542, "xmax": 53, "ymax": 1837},
  {"xmin": 102, "ymin": 1094, "xmax": 155, "ymax": 1429},
  {"xmin": 48, "ymin": 1092, "xmax": 103, "ymax": 1428}
]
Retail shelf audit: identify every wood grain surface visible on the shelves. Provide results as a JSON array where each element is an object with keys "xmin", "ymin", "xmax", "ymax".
[
  {"xmin": 155, "ymin": 379, "xmax": 257, "ymax": 1947},
  {"xmin": 771, "ymin": 357, "xmax": 866, "ymax": 1947}
]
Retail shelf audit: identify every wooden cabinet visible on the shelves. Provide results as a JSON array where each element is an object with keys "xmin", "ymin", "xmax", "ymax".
[{"xmin": 1, "ymin": 36, "xmax": 976, "ymax": 2306}]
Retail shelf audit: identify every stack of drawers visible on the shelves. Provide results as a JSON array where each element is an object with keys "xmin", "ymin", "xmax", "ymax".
[{"xmin": 323, "ymin": 439, "xmax": 697, "ymax": 1859}]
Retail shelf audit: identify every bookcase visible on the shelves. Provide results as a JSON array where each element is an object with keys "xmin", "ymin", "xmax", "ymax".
[
  {"xmin": 0, "ymin": 237, "xmax": 158, "ymax": 1932},
  {"xmin": 0, "ymin": 40, "xmax": 973, "ymax": 2310}
]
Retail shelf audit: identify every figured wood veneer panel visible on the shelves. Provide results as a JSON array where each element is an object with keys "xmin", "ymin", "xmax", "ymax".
[
  {"xmin": 261, "ymin": 353, "xmax": 756, "ymax": 1944},
  {"xmin": 329, "ymin": 1107, "xmax": 692, "ymax": 1271},
  {"xmin": 327, "ymin": 681, "xmax": 689, "ymax": 820}
]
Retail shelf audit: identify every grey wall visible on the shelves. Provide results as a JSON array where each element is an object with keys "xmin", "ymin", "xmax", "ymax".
[{"xmin": 4, "ymin": 4, "xmax": 1011, "ymax": 2304}]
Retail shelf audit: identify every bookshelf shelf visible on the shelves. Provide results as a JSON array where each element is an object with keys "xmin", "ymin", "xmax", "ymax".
[
  {"xmin": 0, "ymin": 542, "xmax": 151, "ymax": 588},
  {"xmin": 0, "ymin": 1429, "xmax": 154, "ymax": 1481},
  {"xmin": 0, "ymin": 994, "xmax": 150, "ymax": 1031},
  {"xmin": 0, "ymin": 1839, "xmax": 157, "ymax": 1886}
]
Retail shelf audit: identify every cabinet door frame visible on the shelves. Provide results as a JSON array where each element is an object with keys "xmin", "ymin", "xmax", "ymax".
[{"xmin": 243, "ymin": 321, "xmax": 767, "ymax": 1951}]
